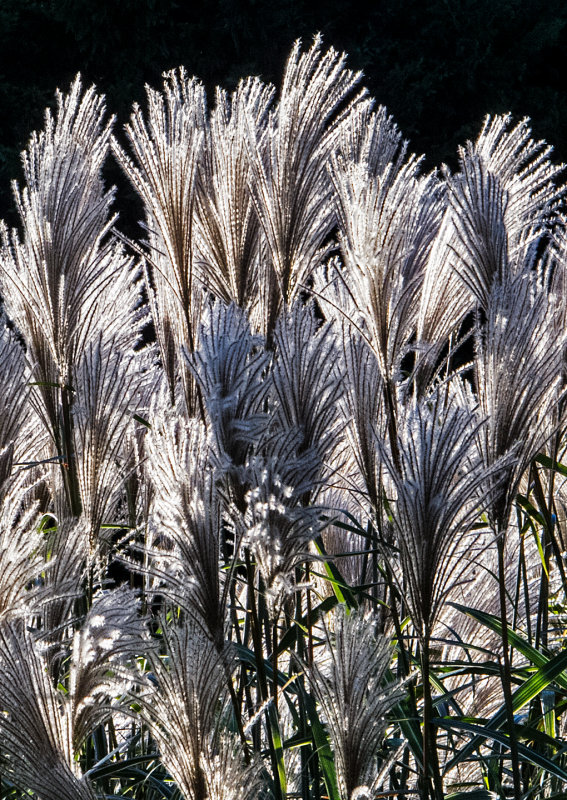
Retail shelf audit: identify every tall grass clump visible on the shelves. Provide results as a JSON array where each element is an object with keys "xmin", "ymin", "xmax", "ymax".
[{"xmin": 2, "ymin": 35, "xmax": 567, "ymax": 800}]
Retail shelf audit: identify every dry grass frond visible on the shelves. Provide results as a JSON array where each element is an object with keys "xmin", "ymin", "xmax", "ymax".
[
  {"xmin": 549, "ymin": 229, "xmax": 567, "ymax": 388},
  {"xmin": 0, "ymin": 76, "xmax": 141, "ymax": 522},
  {"xmin": 0, "ymin": 619, "xmax": 97, "ymax": 800},
  {"xmin": 306, "ymin": 605, "xmax": 402, "ymax": 800},
  {"xmin": 196, "ymin": 78, "xmax": 274, "ymax": 311},
  {"xmin": 418, "ymin": 115, "xmax": 564, "ymax": 388},
  {"xmin": 114, "ymin": 69, "xmax": 206, "ymax": 290},
  {"xmin": 199, "ymin": 732, "xmax": 265, "ymax": 800},
  {"xmin": 339, "ymin": 328, "xmax": 386, "ymax": 511},
  {"xmin": 73, "ymin": 333, "xmax": 153, "ymax": 553},
  {"xmin": 473, "ymin": 274, "xmax": 566, "ymax": 529},
  {"xmin": 79, "ymin": 247, "xmax": 147, "ymax": 355},
  {"xmin": 41, "ymin": 518, "xmax": 89, "ymax": 637},
  {"xmin": 446, "ymin": 116, "xmax": 564, "ymax": 312},
  {"xmin": 139, "ymin": 616, "xmax": 244, "ymax": 800},
  {"xmin": 319, "ymin": 488, "xmax": 372, "ymax": 589},
  {"xmin": 145, "ymin": 411, "xmax": 228, "ymax": 644},
  {"xmin": 474, "ymin": 115, "xmax": 564, "ymax": 251},
  {"xmin": 337, "ymin": 101, "xmax": 408, "ymax": 177},
  {"xmin": 0, "ymin": 476, "xmax": 45, "ymax": 621},
  {"xmin": 331, "ymin": 151, "xmax": 444, "ymax": 386},
  {"xmin": 238, "ymin": 431, "xmax": 323, "ymax": 615},
  {"xmin": 415, "ymin": 202, "xmax": 477, "ymax": 392},
  {"xmin": 0, "ymin": 442, "xmax": 15, "ymax": 500},
  {"xmin": 69, "ymin": 586, "xmax": 145, "ymax": 750},
  {"xmin": 272, "ymin": 301, "xmax": 344, "ymax": 481},
  {"xmin": 0, "ymin": 587, "xmax": 142, "ymax": 800},
  {"xmin": 436, "ymin": 525, "xmax": 545, "ymax": 789},
  {"xmin": 5, "ymin": 401, "xmax": 53, "ymax": 491},
  {"xmin": 541, "ymin": 454, "xmax": 567, "ymax": 561},
  {"xmin": 446, "ymin": 153, "xmax": 511, "ymax": 309},
  {"xmin": 0, "ymin": 316, "xmax": 31, "ymax": 485},
  {"xmin": 189, "ymin": 301, "xmax": 271, "ymax": 485},
  {"xmin": 118, "ymin": 417, "xmax": 156, "ymax": 534},
  {"xmin": 382, "ymin": 388, "xmax": 497, "ymax": 640},
  {"xmin": 0, "ymin": 76, "xmax": 116, "ymax": 415},
  {"xmin": 247, "ymin": 36, "xmax": 364, "ymax": 338},
  {"xmin": 114, "ymin": 69, "xmax": 207, "ymax": 412},
  {"xmin": 440, "ymin": 517, "xmax": 541, "ymax": 662}
]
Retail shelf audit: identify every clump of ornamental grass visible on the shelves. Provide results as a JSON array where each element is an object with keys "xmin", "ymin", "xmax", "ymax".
[{"xmin": 2, "ymin": 35, "xmax": 567, "ymax": 800}]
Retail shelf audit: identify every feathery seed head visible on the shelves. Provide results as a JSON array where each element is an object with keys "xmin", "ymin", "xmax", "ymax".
[
  {"xmin": 381, "ymin": 388, "xmax": 498, "ymax": 638},
  {"xmin": 474, "ymin": 273, "xmax": 566, "ymax": 529},
  {"xmin": 306, "ymin": 605, "xmax": 402, "ymax": 799}
]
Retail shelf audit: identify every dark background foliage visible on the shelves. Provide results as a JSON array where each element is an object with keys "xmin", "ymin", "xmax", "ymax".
[{"xmin": 1, "ymin": 0, "xmax": 566, "ymax": 231}]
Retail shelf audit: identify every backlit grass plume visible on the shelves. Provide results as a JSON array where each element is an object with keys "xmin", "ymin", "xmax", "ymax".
[
  {"xmin": 0, "ymin": 588, "xmax": 143, "ymax": 800},
  {"xmin": 196, "ymin": 78, "xmax": 273, "ymax": 314},
  {"xmin": 383, "ymin": 389, "xmax": 499, "ymax": 641},
  {"xmin": 189, "ymin": 300, "xmax": 271, "ymax": 496},
  {"xmin": 0, "ymin": 315, "xmax": 31, "ymax": 491},
  {"xmin": 474, "ymin": 274, "xmax": 565, "ymax": 531},
  {"xmin": 306, "ymin": 605, "xmax": 402, "ymax": 800},
  {"xmin": 138, "ymin": 616, "xmax": 261, "ymax": 800},
  {"xmin": 113, "ymin": 69, "xmax": 207, "ymax": 414},
  {"xmin": 0, "ymin": 77, "xmax": 140, "ymax": 518},
  {"xmin": 145, "ymin": 411, "xmax": 229, "ymax": 646},
  {"xmin": 271, "ymin": 301, "xmax": 344, "ymax": 485},
  {"xmin": 0, "ymin": 478, "xmax": 45, "ymax": 621},
  {"xmin": 247, "ymin": 36, "xmax": 364, "ymax": 340}
]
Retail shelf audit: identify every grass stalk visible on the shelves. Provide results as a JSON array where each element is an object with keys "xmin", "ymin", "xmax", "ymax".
[
  {"xmin": 420, "ymin": 634, "xmax": 444, "ymax": 800},
  {"xmin": 496, "ymin": 532, "xmax": 522, "ymax": 800},
  {"xmin": 60, "ymin": 383, "xmax": 82, "ymax": 518},
  {"xmin": 244, "ymin": 550, "xmax": 284, "ymax": 800}
]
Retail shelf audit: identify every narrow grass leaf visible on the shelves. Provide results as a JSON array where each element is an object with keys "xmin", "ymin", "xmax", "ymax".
[
  {"xmin": 300, "ymin": 685, "xmax": 341, "ymax": 800},
  {"xmin": 436, "ymin": 718, "xmax": 567, "ymax": 783}
]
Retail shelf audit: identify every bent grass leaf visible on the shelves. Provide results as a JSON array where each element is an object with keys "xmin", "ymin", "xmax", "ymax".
[
  {"xmin": 277, "ymin": 595, "xmax": 338, "ymax": 654},
  {"xmin": 450, "ymin": 603, "xmax": 565, "ymax": 679},
  {"xmin": 516, "ymin": 493, "xmax": 546, "ymax": 527},
  {"xmin": 436, "ymin": 718, "xmax": 567, "ymax": 783},
  {"xmin": 313, "ymin": 536, "xmax": 359, "ymax": 609},
  {"xmin": 267, "ymin": 703, "xmax": 287, "ymax": 800},
  {"xmin": 233, "ymin": 643, "xmax": 298, "ymax": 694},
  {"xmin": 535, "ymin": 453, "xmax": 567, "ymax": 479},
  {"xmin": 90, "ymin": 756, "xmax": 174, "ymax": 799},
  {"xmin": 447, "ymin": 603, "xmax": 567, "ymax": 773},
  {"xmin": 300, "ymin": 685, "xmax": 341, "ymax": 800}
]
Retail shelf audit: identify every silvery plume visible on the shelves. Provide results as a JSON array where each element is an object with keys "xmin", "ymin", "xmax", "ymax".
[
  {"xmin": 138, "ymin": 614, "xmax": 262, "ymax": 800},
  {"xmin": 73, "ymin": 329, "xmax": 155, "ymax": 555},
  {"xmin": 196, "ymin": 76, "xmax": 274, "ymax": 318},
  {"xmin": 472, "ymin": 273, "xmax": 566, "ymax": 532},
  {"xmin": 417, "ymin": 114, "xmax": 563, "ymax": 391},
  {"xmin": 188, "ymin": 300, "xmax": 271, "ymax": 506},
  {"xmin": 145, "ymin": 406, "xmax": 229, "ymax": 648},
  {"xmin": 0, "ymin": 587, "xmax": 144, "ymax": 800},
  {"xmin": 305, "ymin": 605, "xmax": 403, "ymax": 800},
  {"xmin": 246, "ymin": 35, "xmax": 364, "ymax": 340},
  {"xmin": 323, "ymin": 107, "xmax": 444, "ymax": 395},
  {"xmin": 0, "ymin": 76, "xmax": 141, "ymax": 519},
  {"xmin": 114, "ymin": 68, "xmax": 207, "ymax": 414},
  {"xmin": 271, "ymin": 300, "xmax": 344, "ymax": 491},
  {"xmin": 380, "ymin": 387, "xmax": 500, "ymax": 643}
]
